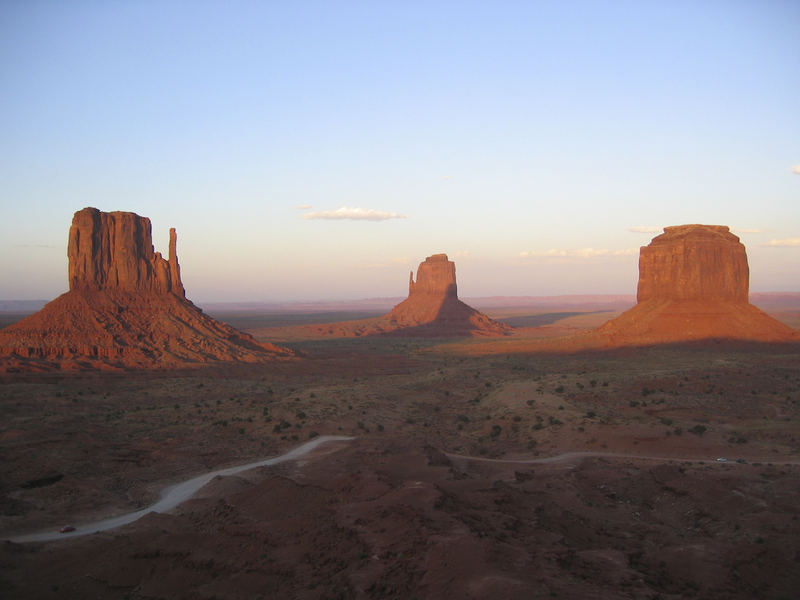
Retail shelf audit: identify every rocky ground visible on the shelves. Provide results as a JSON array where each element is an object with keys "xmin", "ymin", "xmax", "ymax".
[{"xmin": 1, "ymin": 318, "xmax": 799, "ymax": 599}]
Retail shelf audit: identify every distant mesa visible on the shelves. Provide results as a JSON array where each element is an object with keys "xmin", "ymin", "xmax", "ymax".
[
  {"xmin": 312, "ymin": 254, "xmax": 511, "ymax": 338},
  {"xmin": 0, "ymin": 207, "xmax": 293, "ymax": 371},
  {"xmin": 592, "ymin": 224, "xmax": 799, "ymax": 345}
]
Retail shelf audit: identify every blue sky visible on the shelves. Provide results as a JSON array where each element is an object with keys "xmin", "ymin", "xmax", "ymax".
[{"xmin": 1, "ymin": 1, "xmax": 798, "ymax": 302}]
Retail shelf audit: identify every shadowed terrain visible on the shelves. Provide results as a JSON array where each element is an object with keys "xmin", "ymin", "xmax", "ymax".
[{"xmin": 1, "ymin": 331, "xmax": 799, "ymax": 599}]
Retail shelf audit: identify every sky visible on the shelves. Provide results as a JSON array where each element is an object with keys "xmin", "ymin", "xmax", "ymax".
[{"xmin": 1, "ymin": 0, "xmax": 798, "ymax": 302}]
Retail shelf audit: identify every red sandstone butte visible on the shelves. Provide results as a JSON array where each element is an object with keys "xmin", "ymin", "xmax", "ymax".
[
  {"xmin": 0, "ymin": 207, "xmax": 293, "ymax": 371},
  {"xmin": 312, "ymin": 254, "xmax": 511, "ymax": 337},
  {"xmin": 592, "ymin": 224, "xmax": 799, "ymax": 345},
  {"xmin": 385, "ymin": 254, "xmax": 510, "ymax": 335}
]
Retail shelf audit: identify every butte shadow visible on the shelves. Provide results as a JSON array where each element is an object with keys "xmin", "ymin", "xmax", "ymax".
[
  {"xmin": 304, "ymin": 254, "xmax": 512, "ymax": 338},
  {"xmin": 0, "ymin": 207, "xmax": 294, "ymax": 371}
]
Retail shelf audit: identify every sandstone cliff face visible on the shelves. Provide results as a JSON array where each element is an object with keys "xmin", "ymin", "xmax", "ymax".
[
  {"xmin": 591, "ymin": 224, "xmax": 798, "ymax": 345},
  {"xmin": 312, "ymin": 254, "xmax": 511, "ymax": 338},
  {"xmin": 0, "ymin": 207, "xmax": 292, "ymax": 371},
  {"xmin": 408, "ymin": 253, "xmax": 457, "ymax": 300},
  {"xmin": 637, "ymin": 225, "xmax": 748, "ymax": 303},
  {"xmin": 68, "ymin": 207, "xmax": 185, "ymax": 297}
]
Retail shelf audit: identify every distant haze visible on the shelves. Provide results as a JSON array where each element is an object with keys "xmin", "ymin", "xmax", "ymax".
[{"xmin": 1, "ymin": 3, "xmax": 798, "ymax": 302}]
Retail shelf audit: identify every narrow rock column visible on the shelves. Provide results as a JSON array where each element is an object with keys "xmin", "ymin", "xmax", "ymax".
[{"xmin": 169, "ymin": 228, "xmax": 185, "ymax": 297}]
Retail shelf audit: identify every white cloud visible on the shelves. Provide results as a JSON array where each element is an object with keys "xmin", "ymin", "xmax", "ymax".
[
  {"xmin": 452, "ymin": 250, "xmax": 470, "ymax": 258},
  {"xmin": 791, "ymin": 165, "xmax": 800, "ymax": 174},
  {"xmin": 297, "ymin": 204, "xmax": 312, "ymax": 210},
  {"xmin": 762, "ymin": 238, "xmax": 800, "ymax": 247},
  {"xmin": 627, "ymin": 226, "xmax": 661, "ymax": 233},
  {"xmin": 519, "ymin": 247, "xmax": 638, "ymax": 259},
  {"xmin": 732, "ymin": 228, "xmax": 764, "ymax": 234},
  {"xmin": 302, "ymin": 206, "xmax": 407, "ymax": 221}
]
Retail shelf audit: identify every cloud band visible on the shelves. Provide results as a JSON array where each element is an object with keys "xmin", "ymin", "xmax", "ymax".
[{"xmin": 302, "ymin": 206, "xmax": 406, "ymax": 221}]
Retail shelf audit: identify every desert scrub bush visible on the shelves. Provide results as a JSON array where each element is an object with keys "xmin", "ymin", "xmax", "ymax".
[
  {"xmin": 490, "ymin": 424, "xmax": 502, "ymax": 438},
  {"xmin": 688, "ymin": 424, "xmax": 707, "ymax": 436}
]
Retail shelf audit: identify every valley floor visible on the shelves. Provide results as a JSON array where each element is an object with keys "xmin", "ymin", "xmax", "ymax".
[{"xmin": 1, "ymin": 311, "xmax": 799, "ymax": 599}]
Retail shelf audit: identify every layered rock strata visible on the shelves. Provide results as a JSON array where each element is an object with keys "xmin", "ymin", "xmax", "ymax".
[
  {"xmin": 593, "ymin": 224, "xmax": 799, "ymax": 345},
  {"xmin": 0, "ymin": 208, "xmax": 292, "ymax": 371},
  {"xmin": 636, "ymin": 225, "xmax": 749, "ymax": 303},
  {"xmin": 67, "ymin": 208, "xmax": 186, "ymax": 296},
  {"xmin": 311, "ymin": 254, "xmax": 511, "ymax": 337}
]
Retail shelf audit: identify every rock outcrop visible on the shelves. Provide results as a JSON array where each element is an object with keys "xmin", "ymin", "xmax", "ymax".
[
  {"xmin": 67, "ymin": 208, "xmax": 186, "ymax": 296},
  {"xmin": 636, "ymin": 225, "xmax": 749, "ymax": 303},
  {"xmin": 592, "ymin": 224, "xmax": 799, "ymax": 345},
  {"xmin": 0, "ymin": 208, "xmax": 293, "ymax": 371},
  {"xmin": 310, "ymin": 254, "xmax": 511, "ymax": 337}
]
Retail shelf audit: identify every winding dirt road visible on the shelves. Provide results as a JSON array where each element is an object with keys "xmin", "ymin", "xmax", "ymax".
[
  {"xmin": 6, "ymin": 435, "xmax": 354, "ymax": 544},
  {"xmin": 446, "ymin": 449, "xmax": 800, "ymax": 466},
  {"xmin": 7, "ymin": 437, "xmax": 797, "ymax": 545}
]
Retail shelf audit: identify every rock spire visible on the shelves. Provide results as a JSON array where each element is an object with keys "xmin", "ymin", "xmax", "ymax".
[
  {"xmin": 0, "ymin": 207, "xmax": 292, "ymax": 371},
  {"xmin": 67, "ymin": 207, "xmax": 185, "ymax": 296}
]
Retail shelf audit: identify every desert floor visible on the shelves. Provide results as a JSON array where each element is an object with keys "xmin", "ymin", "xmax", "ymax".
[{"xmin": 1, "ymin": 306, "xmax": 799, "ymax": 599}]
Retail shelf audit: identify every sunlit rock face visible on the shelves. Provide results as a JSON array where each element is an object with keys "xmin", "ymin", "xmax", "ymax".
[
  {"xmin": 68, "ymin": 207, "xmax": 185, "ymax": 296},
  {"xmin": 307, "ymin": 253, "xmax": 512, "ymax": 338},
  {"xmin": 637, "ymin": 225, "xmax": 749, "ymax": 303},
  {"xmin": 589, "ymin": 224, "xmax": 799, "ymax": 345},
  {"xmin": 407, "ymin": 253, "xmax": 457, "ymax": 300},
  {"xmin": 385, "ymin": 254, "xmax": 511, "ymax": 336},
  {"xmin": 0, "ymin": 207, "xmax": 293, "ymax": 371}
]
